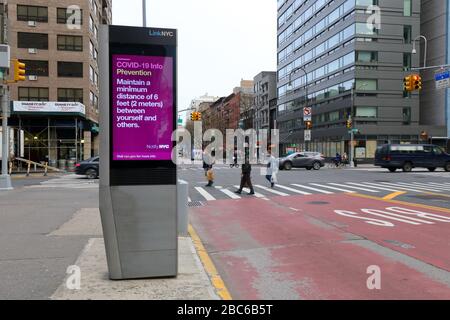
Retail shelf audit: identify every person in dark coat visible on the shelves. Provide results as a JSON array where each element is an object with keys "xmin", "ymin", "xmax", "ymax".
[{"xmin": 235, "ymin": 159, "xmax": 255, "ymax": 195}]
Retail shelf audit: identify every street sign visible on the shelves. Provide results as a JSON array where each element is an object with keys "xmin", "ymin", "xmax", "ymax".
[
  {"xmin": 435, "ymin": 69, "xmax": 450, "ymax": 90},
  {"xmin": 304, "ymin": 130, "xmax": 311, "ymax": 141},
  {"xmin": 303, "ymin": 107, "xmax": 312, "ymax": 122}
]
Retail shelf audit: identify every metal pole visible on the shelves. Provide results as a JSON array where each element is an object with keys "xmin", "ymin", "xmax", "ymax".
[
  {"xmin": 142, "ymin": 0, "xmax": 147, "ymax": 27},
  {"xmin": 350, "ymin": 87, "xmax": 355, "ymax": 168},
  {"xmin": 1, "ymin": 84, "xmax": 12, "ymax": 190}
]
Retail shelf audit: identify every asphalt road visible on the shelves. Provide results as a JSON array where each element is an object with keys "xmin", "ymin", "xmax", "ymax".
[{"xmin": 183, "ymin": 164, "xmax": 450, "ymax": 299}]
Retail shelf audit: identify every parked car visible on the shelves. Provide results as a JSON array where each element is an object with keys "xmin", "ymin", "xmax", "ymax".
[
  {"xmin": 279, "ymin": 152, "xmax": 325, "ymax": 171},
  {"xmin": 75, "ymin": 156, "xmax": 99, "ymax": 179},
  {"xmin": 375, "ymin": 144, "xmax": 450, "ymax": 172}
]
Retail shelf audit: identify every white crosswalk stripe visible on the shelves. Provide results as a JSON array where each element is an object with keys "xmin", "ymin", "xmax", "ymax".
[
  {"xmin": 291, "ymin": 184, "xmax": 334, "ymax": 194},
  {"xmin": 254, "ymin": 185, "xmax": 289, "ymax": 196},
  {"xmin": 392, "ymin": 182, "xmax": 446, "ymax": 192},
  {"xmin": 220, "ymin": 189, "xmax": 241, "ymax": 200},
  {"xmin": 415, "ymin": 182, "xmax": 450, "ymax": 190},
  {"xmin": 329, "ymin": 183, "xmax": 379, "ymax": 193},
  {"xmin": 194, "ymin": 187, "xmax": 216, "ymax": 201},
  {"xmin": 376, "ymin": 182, "xmax": 432, "ymax": 193},
  {"xmin": 275, "ymin": 184, "xmax": 312, "ymax": 195},
  {"xmin": 233, "ymin": 186, "xmax": 267, "ymax": 199},
  {"xmin": 309, "ymin": 183, "xmax": 356, "ymax": 193},
  {"xmin": 348, "ymin": 182, "xmax": 403, "ymax": 192}
]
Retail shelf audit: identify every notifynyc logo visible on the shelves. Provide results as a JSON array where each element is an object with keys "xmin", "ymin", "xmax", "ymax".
[{"xmin": 149, "ymin": 29, "xmax": 175, "ymax": 37}]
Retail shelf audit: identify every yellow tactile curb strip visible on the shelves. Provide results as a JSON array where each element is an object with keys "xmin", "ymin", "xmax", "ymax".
[{"xmin": 188, "ymin": 224, "xmax": 232, "ymax": 300}]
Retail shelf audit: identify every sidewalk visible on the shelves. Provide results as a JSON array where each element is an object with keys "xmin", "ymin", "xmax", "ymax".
[{"xmin": 51, "ymin": 208, "xmax": 219, "ymax": 300}]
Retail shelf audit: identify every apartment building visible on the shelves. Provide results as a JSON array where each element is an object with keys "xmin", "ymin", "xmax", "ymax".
[
  {"xmin": 253, "ymin": 71, "xmax": 277, "ymax": 131},
  {"xmin": 3, "ymin": 0, "xmax": 111, "ymax": 168},
  {"xmin": 276, "ymin": 0, "xmax": 446, "ymax": 159}
]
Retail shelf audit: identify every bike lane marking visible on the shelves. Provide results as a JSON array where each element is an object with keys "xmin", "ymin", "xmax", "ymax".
[{"xmin": 189, "ymin": 195, "xmax": 450, "ymax": 299}]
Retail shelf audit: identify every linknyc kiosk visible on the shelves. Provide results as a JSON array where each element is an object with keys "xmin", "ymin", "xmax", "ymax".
[{"xmin": 99, "ymin": 25, "xmax": 178, "ymax": 279}]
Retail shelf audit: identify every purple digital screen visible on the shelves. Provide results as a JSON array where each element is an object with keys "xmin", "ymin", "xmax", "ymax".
[{"xmin": 112, "ymin": 54, "xmax": 173, "ymax": 161}]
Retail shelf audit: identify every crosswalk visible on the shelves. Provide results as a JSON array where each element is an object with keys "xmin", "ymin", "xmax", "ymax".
[
  {"xmin": 189, "ymin": 181, "xmax": 450, "ymax": 202},
  {"xmin": 25, "ymin": 174, "xmax": 99, "ymax": 190}
]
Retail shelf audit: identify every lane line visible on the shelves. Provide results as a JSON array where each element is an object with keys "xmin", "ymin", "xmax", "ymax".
[
  {"xmin": 275, "ymin": 184, "xmax": 312, "ymax": 195},
  {"xmin": 310, "ymin": 183, "xmax": 355, "ymax": 193},
  {"xmin": 220, "ymin": 189, "xmax": 241, "ymax": 200},
  {"xmin": 291, "ymin": 184, "xmax": 334, "ymax": 194},
  {"xmin": 383, "ymin": 191, "xmax": 407, "ymax": 200},
  {"xmin": 195, "ymin": 187, "xmax": 216, "ymax": 201},
  {"xmin": 188, "ymin": 224, "xmax": 232, "ymax": 300},
  {"xmin": 254, "ymin": 185, "xmax": 289, "ymax": 196},
  {"xmin": 329, "ymin": 183, "xmax": 379, "ymax": 193}
]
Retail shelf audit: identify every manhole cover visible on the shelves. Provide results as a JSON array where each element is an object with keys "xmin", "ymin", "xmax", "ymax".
[
  {"xmin": 307, "ymin": 201, "xmax": 330, "ymax": 205},
  {"xmin": 188, "ymin": 201, "xmax": 205, "ymax": 207}
]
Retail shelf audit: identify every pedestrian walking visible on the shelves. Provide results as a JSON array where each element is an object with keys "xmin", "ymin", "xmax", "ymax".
[
  {"xmin": 265, "ymin": 152, "xmax": 279, "ymax": 188},
  {"xmin": 205, "ymin": 166, "xmax": 214, "ymax": 187},
  {"xmin": 235, "ymin": 159, "xmax": 255, "ymax": 195}
]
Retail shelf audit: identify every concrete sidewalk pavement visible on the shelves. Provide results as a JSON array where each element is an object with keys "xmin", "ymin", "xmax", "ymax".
[{"xmin": 50, "ymin": 208, "xmax": 219, "ymax": 300}]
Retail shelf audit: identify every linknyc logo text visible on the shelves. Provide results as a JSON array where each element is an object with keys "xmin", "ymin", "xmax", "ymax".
[{"xmin": 149, "ymin": 30, "xmax": 174, "ymax": 37}]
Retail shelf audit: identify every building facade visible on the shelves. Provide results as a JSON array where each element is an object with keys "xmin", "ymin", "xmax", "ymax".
[
  {"xmin": 3, "ymin": 0, "xmax": 111, "ymax": 168},
  {"xmin": 420, "ymin": 0, "xmax": 450, "ymax": 150},
  {"xmin": 253, "ymin": 71, "xmax": 277, "ymax": 131},
  {"xmin": 277, "ymin": 0, "xmax": 445, "ymax": 159}
]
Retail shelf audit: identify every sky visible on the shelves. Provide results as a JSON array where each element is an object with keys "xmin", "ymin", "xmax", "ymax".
[{"xmin": 112, "ymin": 0, "xmax": 277, "ymax": 117}]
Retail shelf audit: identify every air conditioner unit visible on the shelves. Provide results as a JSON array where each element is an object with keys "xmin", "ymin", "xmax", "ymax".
[
  {"xmin": 28, "ymin": 75, "xmax": 38, "ymax": 81},
  {"xmin": 28, "ymin": 48, "xmax": 37, "ymax": 54},
  {"xmin": 28, "ymin": 21, "xmax": 37, "ymax": 27}
]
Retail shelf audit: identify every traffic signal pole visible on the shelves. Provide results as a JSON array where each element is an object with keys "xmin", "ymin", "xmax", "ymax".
[{"xmin": 0, "ymin": 84, "xmax": 12, "ymax": 190}]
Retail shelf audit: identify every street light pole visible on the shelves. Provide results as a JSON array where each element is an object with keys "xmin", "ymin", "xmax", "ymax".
[
  {"xmin": 288, "ymin": 66, "xmax": 309, "ymax": 151},
  {"xmin": 412, "ymin": 35, "xmax": 428, "ymax": 69},
  {"xmin": 349, "ymin": 82, "xmax": 368, "ymax": 168},
  {"xmin": 142, "ymin": 0, "xmax": 147, "ymax": 27}
]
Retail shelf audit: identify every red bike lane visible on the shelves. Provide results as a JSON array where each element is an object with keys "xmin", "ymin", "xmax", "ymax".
[{"xmin": 189, "ymin": 193, "xmax": 450, "ymax": 300}]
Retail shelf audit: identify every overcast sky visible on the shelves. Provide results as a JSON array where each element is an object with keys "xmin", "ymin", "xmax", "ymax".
[{"xmin": 112, "ymin": 0, "xmax": 277, "ymax": 115}]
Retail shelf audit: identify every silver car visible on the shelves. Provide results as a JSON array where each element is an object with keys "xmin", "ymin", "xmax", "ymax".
[{"xmin": 279, "ymin": 152, "xmax": 325, "ymax": 171}]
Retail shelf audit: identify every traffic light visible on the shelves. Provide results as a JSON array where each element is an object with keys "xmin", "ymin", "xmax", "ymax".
[
  {"xmin": 13, "ymin": 59, "xmax": 26, "ymax": 82},
  {"xmin": 412, "ymin": 74, "xmax": 422, "ymax": 91},
  {"xmin": 197, "ymin": 112, "xmax": 202, "ymax": 121},
  {"xmin": 304, "ymin": 121, "xmax": 312, "ymax": 130},
  {"xmin": 190, "ymin": 112, "xmax": 197, "ymax": 121},
  {"xmin": 403, "ymin": 75, "xmax": 413, "ymax": 92},
  {"xmin": 346, "ymin": 118, "xmax": 353, "ymax": 129}
]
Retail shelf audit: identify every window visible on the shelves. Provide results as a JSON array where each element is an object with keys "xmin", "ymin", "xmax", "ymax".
[
  {"xmin": 356, "ymin": 79, "xmax": 377, "ymax": 90},
  {"xmin": 403, "ymin": 107, "xmax": 411, "ymax": 124},
  {"xmin": 58, "ymin": 62, "xmax": 83, "ymax": 78},
  {"xmin": 403, "ymin": 53, "xmax": 412, "ymax": 70},
  {"xmin": 17, "ymin": 32, "xmax": 48, "ymax": 49},
  {"xmin": 404, "ymin": 0, "xmax": 412, "ymax": 16},
  {"xmin": 356, "ymin": 22, "xmax": 377, "ymax": 35},
  {"xmin": 403, "ymin": 25, "xmax": 412, "ymax": 43},
  {"xmin": 89, "ymin": 66, "xmax": 94, "ymax": 83},
  {"xmin": 433, "ymin": 146, "xmax": 444, "ymax": 155},
  {"xmin": 90, "ymin": 91, "xmax": 95, "ymax": 106},
  {"xmin": 21, "ymin": 60, "xmax": 49, "ymax": 77},
  {"xmin": 57, "ymin": 35, "xmax": 83, "ymax": 51},
  {"xmin": 18, "ymin": 87, "xmax": 49, "ymax": 101},
  {"xmin": 356, "ymin": 51, "xmax": 378, "ymax": 63},
  {"xmin": 17, "ymin": 5, "xmax": 48, "ymax": 22},
  {"xmin": 58, "ymin": 88, "xmax": 83, "ymax": 103},
  {"xmin": 89, "ymin": 15, "xmax": 94, "ymax": 32},
  {"xmin": 356, "ymin": 0, "xmax": 378, "ymax": 5},
  {"xmin": 356, "ymin": 106, "xmax": 377, "ymax": 118},
  {"xmin": 94, "ymin": 72, "xmax": 98, "ymax": 85},
  {"xmin": 57, "ymin": 8, "xmax": 83, "ymax": 25}
]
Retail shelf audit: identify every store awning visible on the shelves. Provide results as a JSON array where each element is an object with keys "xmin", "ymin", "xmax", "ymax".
[{"xmin": 11, "ymin": 101, "xmax": 86, "ymax": 118}]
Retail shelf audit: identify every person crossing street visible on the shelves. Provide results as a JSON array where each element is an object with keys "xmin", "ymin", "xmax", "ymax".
[{"xmin": 235, "ymin": 158, "xmax": 255, "ymax": 195}]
